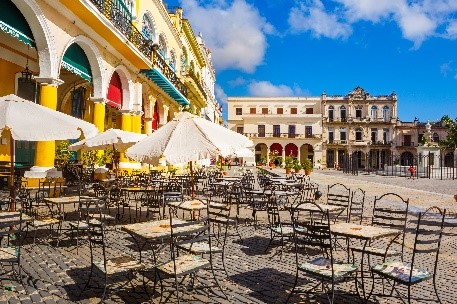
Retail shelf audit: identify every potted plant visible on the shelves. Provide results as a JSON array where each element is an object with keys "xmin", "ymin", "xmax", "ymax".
[
  {"xmin": 293, "ymin": 159, "xmax": 302, "ymax": 173},
  {"xmin": 284, "ymin": 155, "xmax": 294, "ymax": 174},
  {"xmin": 303, "ymin": 158, "xmax": 313, "ymax": 176}
]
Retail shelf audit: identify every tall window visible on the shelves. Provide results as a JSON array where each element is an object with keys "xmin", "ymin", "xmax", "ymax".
[
  {"xmin": 328, "ymin": 106, "xmax": 334, "ymax": 121},
  {"xmin": 288, "ymin": 125, "xmax": 296, "ymax": 138},
  {"xmin": 180, "ymin": 48, "xmax": 187, "ymax": 76},
  {"xmin": 305, "ymin": 126, "xmax": 313, "ymax": 138},
  {"xmin": 158, "ymin": 34, "xmax": 167, "ymax": 59},
  {"xmin": 371, "ymin": 128, "xmax": 378, "ymax": 143},
  {"xmin": 276, "ymin": 108, "xmax": 283, "ymax": 114},
  {"xmin": 383, "ymin": 105, "xmax": 390, "ymax": 122},
  {"xmin": 250, "ymin": 108, "xmax": 256, "ymax": 114},
  {"xmin": 340, "ymin": 128, "xmax": 347, "ymax": 142},
  {"xmin": 235, "ymin": 108, "xmax": 242, "ymax": 115},
  {"xmin": 291, "ymin": 108, "xmax": 297, "ymax": 114},
  {"xmin": 340, "ymin": 105, "xmax": 347, "ymax": 122},
  {"xmin": 432, "ymin": 133, "xmax": 440, "ymax": 142},
  {"xmin": 328, "ymin": 128, "xmax": 334, "ymax": 143},
  {"xmin": 262, "ymin": 108, "xmax": 268, "ymax": 114},
  {"xmin": 273, "ymin": 125, "xmax": 280, "ymax": 137},
  {"xmin": 355, "ymin": 107, "xmax": 362, "ymax": 118},
  {"xmin": 371, "ymin": 105, "xmax": 378, "ymax": 120},
  {"xmin": 258, "ymin": 125, "xmax": 265, "ymax": 137},
  {"xmin": 355, "ymin": 128, "xmax": 363, "ymax": 141},
  {"xmin": 383, "ymin": 128, "xmax": 390, "ymax": 144},
  {"xmin": 142, "ymin": 14, "xmax": 154, "ymax": 40},
  {"xmin": 237, "ymin": 127, "xmax": 244, "ymax": 134},
  {"xmin": 169, "ymin": 50, "xmax": 176, "ymax": 71}
]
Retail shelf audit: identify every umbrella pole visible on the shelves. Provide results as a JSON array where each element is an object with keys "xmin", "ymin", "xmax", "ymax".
[
  {"xmin": 9, "ymin": 133, "xmax": 15, "ymax": 211},
  {"xmin": 190, "ymin": 161, "xmax": 195, "ymax": 199}
]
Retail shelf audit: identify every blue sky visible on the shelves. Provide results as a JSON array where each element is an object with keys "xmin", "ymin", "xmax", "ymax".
[{"xmin": 169, "ymin": 0, "xmax": 457, "ymax": 122}]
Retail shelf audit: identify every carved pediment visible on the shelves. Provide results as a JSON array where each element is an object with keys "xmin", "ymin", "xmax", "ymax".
[{"xmin": 348, "ymin": 86, "xmax": 369, "ymax": 101}]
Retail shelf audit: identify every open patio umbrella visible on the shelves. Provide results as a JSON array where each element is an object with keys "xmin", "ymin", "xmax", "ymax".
[
  {"xmin": 0, "ymin": 94, "xmax": 98, "ymax": 209},
  {"xmin": 126, "ymin": 111, "xmax": 253, "ymax": 197},
  {"xmin": 68, "ymin": 128, "xmax": 147, "ymax": 173}
]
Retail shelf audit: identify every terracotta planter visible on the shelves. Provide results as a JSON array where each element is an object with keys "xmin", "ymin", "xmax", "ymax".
[
  {"xmin": 304, "ymin": 169, "xmax": 312, "ymax": 176},
  {"xmin": 222, "ymin": 171, "xmax": 227, "ymax": 175},
  {"xmin": 295, "ymin": 169, "xmax": 301, "ymax": 173},
  {"xmin": 285, "ymin": 168, "xmax": 291, "ymax": 174}
]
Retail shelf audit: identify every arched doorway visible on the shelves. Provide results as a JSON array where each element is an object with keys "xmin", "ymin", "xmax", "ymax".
[
  {"xmin": 400, "ymin": 151, "xmax": 414, "ymax": 166},
  {"xmin": 255, "ymin": 143, "xmax": 268, "ymax": 165},
  {"xmin": 105, "ymin": 71, "xmax": 123, "ymax": 129},
  {"xmin": 299, "ymin": 144, "xmax": 314, "ymax": 164},
  {"xmin": 285, "ymin": 143, "xmax": 298, "ymax": 158},
  {"xmin": 270, "ymin": 143, "xmax": 283, "ymax": 166}
]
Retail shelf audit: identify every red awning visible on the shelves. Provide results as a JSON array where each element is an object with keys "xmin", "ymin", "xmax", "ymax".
[{"xmin": 107, "ymin": 72, "xmax": 122, "ymax": 109}]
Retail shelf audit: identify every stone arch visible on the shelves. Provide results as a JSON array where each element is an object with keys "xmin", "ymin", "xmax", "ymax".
[
  {"xmin": 107, "ymin": 65, "xmax": 132, "ymax": 110},
  {"xmin": 400, "ymin": 151, "xmax": 414, "ymax": 166},
  {"xmin": 254, "ymin": 143, "xmax": 268, "ymax": 164},
  {"xmin": 12, "ymin": 0, "xmax": 56, "ymax": 78},
  {"xmin": 59, "ymin": 36, "xmax": 104, "ymax": 98},
  {"xmin": 285, "ymin": 143, "xmax": 298, "ymax": 157},
  {"xmin": 299, "ymin": 143, "xmax": 314, "ymax": 163}
]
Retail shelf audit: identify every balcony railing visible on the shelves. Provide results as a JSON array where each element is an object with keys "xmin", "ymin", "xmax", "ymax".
[
  {"xmin": 89, "ymin": 0, "xmax": 153, "ymax": 58},
  {"xmin": 187, "ymin": 69, "xmax": 207, "ymax": 99},
  {"xmin": 369, "ymin": 140, "xmax": 392, "ymax": 146},
  {"xmin": 398, "ymin": 142, "xmax": 416, "ymax": 147},
  {"xmin": 152, "ymin": 51, "xmax": 187, "ymax": 97},
  {"xmin": 243, "ymin": 133, "xmax": 322, "ymax": 139}
]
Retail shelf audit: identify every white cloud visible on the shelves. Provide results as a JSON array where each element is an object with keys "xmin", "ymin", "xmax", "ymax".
[
  {"xmin": 180, "ymin": 0, "xmax": 273, "ymax": 73},
  {"xmin": 228, "ymin": 77, "xmax": 248, "ymax": 87},
  {"xmin": 214, "ymin": 84, "xmax": 228, "ymax": 104},
  {"xmin": 440, "ymin": 61, "xmax": 453, "ymax": 76},
  {"xmin": 290, "ymin": 0, "xmax": 457, "ymax": 48},
  {"xmin": 248, "ymin": 81, "xmax": 305, "ymax": 97},
  {"xmin": 288, "ymin": 0, "xmax": 352, "ymax": 39}
]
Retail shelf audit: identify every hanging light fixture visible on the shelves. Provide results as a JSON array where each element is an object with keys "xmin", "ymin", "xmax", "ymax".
[{"xmin": 19, "ymin": 45, "xmax": 34, "ymax": 83}]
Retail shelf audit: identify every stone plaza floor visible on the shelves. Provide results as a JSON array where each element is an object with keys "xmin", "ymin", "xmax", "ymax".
[{"xmin": 0, "ymin": 169, "xmax": 456, "ymax": 303}]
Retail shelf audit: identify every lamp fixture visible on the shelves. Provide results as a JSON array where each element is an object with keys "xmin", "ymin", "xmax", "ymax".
[{"xmin": 20, "ymin": 46, "xmax": 34, "ymax": 83}]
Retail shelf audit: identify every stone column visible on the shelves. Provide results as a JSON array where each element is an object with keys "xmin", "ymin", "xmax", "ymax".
[{"xmin": 26, "ymin": 78, "xmax": 63, "ymax": 178}]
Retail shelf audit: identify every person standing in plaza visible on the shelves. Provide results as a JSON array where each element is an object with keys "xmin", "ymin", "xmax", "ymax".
[{"xmin": 408, "ymin": 164, "xmax": 415, "ymax": 179}]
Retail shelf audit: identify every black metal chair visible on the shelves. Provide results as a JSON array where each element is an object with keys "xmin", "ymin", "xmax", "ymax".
[
  {"xmin": 79, "ymin": 220, "xmax": 145, "ymax": 302},
  {"xmin": 287, "ymin": 201, "xmax": 357, "ymax": 303},
  {"xmin": 264, "ymin": 196, "xmax": 294, "ymax": 258},
  {"xmin": 326, "ymin": 183, "xmax": 351, "ymax": 222},
  {"xmin": 162, "ymin": 181, "xmax": 183, "ymax": 218},
  {"xmin": 371, "ymin": 206, "xmax": 446, "ymax": 304},
  {"xmin": 0, "ymin": 211, "xmax": 23, "ymax": 283},
  {"xmin": 155, "ymin": 214, "xmax": 227, "ymax": 303},
  {"xmin": 142, "ymin": 185, "xmax": 162, "ymax": 220},
  {"xmin": 348, "ymin": 188, "xmax": 365, "ymax": 224},
  {"xmin": 351, "ymin": 192, "xmax": 409, "ymax": 259}
]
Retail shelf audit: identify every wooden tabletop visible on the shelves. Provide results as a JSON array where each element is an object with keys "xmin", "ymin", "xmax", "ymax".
[
  {"xmin": 122, "ymin": 218, "xmax": 203, "ymax": 240},
  {"xmin": 0, "ymin": 211, "xmax": 33, "ymax": 225},
  {"xmin": 330, "ymin": 222, "xmax": 401, "ymax": 240},
  {"xmin": 44, "ymin": 196, "xmax": 93, "ymax": 205}
]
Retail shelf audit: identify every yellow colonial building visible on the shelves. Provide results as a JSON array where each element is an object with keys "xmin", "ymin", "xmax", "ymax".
[{"xmin": 0, "ymin": 0, "xmax": 221, "ymax": 179}]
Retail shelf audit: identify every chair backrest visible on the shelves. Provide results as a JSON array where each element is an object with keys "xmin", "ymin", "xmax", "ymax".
[
  {"xmin": 372, "ymin": 192, "xmax": 409, "ymax": 258},
  {"xmin": 327, "ymin": 183, "xmax": 351, "ymax": 221},
  {"xmin": 142, "ymin": 186, "xmax": 162, "ymax": 210},
  {"xmin": 410, "ymin": 206, "xmax": 445, "ymax": 282},
  {"xmin": 348, "ymin": 188, "xmax": 365, "ymax": 224},
  {"xmin": 87, "ymin": 219, "xmax": 108, "ymax": 267},
  {"xmin": 0, "ymin": 211, "xmax": 23, "ymax": 264},
  {"xmin": 78, "ymin": 197, "xmax": 108, "ymax": 222},
  {"xmin": 291, "ymin": 202, "xmax": 334, "ymax": 262},
  {"xmin": 92, "ymin": 183, "xmax": 108, "ymax": 197}
]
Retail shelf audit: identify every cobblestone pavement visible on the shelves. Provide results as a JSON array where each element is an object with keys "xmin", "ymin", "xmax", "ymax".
[{"xmin": 0, "ymin": 169, "xmax": 456, "ymax": 303}]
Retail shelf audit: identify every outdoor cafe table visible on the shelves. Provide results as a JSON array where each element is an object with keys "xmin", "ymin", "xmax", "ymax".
[
  {"xmin": 121, "ymin": 218, "xmax": 204, "ymax": 262},
  {"xmin": 167, "ymin": 199, "xmax": 206, "ymax": 220},
  {"xmin": 329, "ymin": 222, "xmax": 402, "ymax": 301}
]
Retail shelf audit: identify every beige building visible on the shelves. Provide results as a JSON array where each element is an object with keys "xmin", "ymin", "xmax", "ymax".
[
  {"xmin": 322, "ymin": 87, "xmax": 397, "ymax": 169},
  {"xmin": 227, "ymin": 97, "xmax": 323, "ymax": 166}
]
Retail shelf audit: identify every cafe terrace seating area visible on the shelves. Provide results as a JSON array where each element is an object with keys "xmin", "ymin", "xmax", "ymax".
[{"xmin": 0, "ymin": 167, "xmax": 456, "ymax": 303}]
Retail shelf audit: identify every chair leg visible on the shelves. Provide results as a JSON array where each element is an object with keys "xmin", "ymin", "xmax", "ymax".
[
  {"xmin": 433, "ymin": 276, "xmax": 442, "ymax": 303},
  {"xmin": 285, "ymin": 269, "xmax": 299, "ymax": 303},
  {"xmin": 101, "ymin": 273, "xmax": 108, "ymax": 303},
  {"xmin": 79, "ymin": 264, "xmax": 94, "ymax": 299}
]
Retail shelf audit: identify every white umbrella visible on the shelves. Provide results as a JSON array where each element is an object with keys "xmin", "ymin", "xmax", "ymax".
[
  {"xmin": 0, "ymin": 94, "xmax": 98, "ymax": 141},
  {"xmin": 68, "ymin": 128, "xmax": 146, "ymax": 152},
  {"xmin": 0, "ymin": 94, "xmax": 98, "ymax": 209},
  {"xmin": 126, "ymin": 111, "xmax": 253, "ymax": 197},
  {"xmin": 126, "ymin": 112, "xmax": 253, "ymax": 165},
  {"xmin": 232, "ymin": 147, "xmax": 255, "ymax": 158}
]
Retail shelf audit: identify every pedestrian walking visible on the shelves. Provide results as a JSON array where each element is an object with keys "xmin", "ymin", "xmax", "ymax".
[{"xmin": 408, "ymin": 164, "xmax": 415, "ymax": 179}]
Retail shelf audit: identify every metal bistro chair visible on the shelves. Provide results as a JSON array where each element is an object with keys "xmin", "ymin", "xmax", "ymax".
[
  {"xmin": 142, "ymin": 185, "xmax": 163, "ymax": 220},
  {"xmin": 326, "ymin": 183, "xmax": 351, "ymax": 222},
  {"xmin": 371, "ymin": 206, "xmax": 446, "ymax": 304},
  {"xmin": 351, "ymin": 192, "xmax": 409, "ymax": 260},
  {"xmin": 0, "ymin": 211, "xmax": 24, "ymax": 283},
  {"xmin": 287, "ymin": 201, "xmax": 357, "ymax": 303},
  {"xmin": 162, "ymin": 180, "xmax": 183, "ymax": 218},
  {"xmin": 264, "ymin": 195, "xmax": 294, "ymax": 258},
  {"xmin": 154, "ymin": 214, "xmax": 227, "ymax": 303},
  {"xmin": 79, "ymin": 219, "xmax": 145, "ymax": 302},
  {"xmin": 347, "ymin": 188, "xmax": 366, "ymax": 225}
]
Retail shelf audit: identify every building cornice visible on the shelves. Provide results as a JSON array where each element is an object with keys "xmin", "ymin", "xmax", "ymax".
[
  {"xmin": 182, "ymin": 19, "xmax": 206, "ymax": 67},
  {"xmin": 154, "ymin": 0, "xmax": 183, "ymax": 49}
]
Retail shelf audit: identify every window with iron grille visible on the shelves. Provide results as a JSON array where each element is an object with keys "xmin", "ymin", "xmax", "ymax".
[
  {"xmin": 258, "ymin": 125, "xmax": 265, "ymax": 137},
  {"xmin": 273, "ymin": 125, "xmax": 280, "ymax": 137},
  {"xmin": 305, "ymin": 126, "xmax": 312, "ymax": 138}
]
